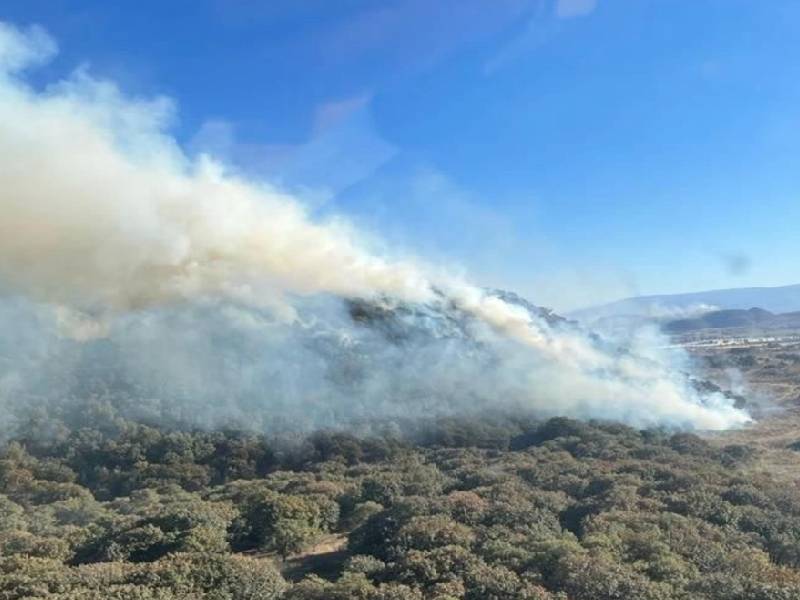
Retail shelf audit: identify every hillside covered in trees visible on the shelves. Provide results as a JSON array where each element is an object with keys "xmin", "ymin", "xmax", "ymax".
[{"xmin": 1, "ymin": 397, "xmax": 799, "ymax": 600}]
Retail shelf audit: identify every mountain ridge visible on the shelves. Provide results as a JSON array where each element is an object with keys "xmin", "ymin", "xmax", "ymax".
[
  {"xmin": 664, "ymin": 307, "xmax": 800, "ymax": 334},
  {"xmin": 572, "ymin": 283, "xmax": 800, "ymax": 323}
]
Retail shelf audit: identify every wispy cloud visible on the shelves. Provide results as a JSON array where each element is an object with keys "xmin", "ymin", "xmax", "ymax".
[
  {"xmin": 555, "ymin": 0, "xmax": 598, "ymax": 19},
  {"xmin": 483, "ymin": 0, "xmax": 598, "ymax": 74},
  {"xmin": 189, "ymin": 93, "xmax": 396, "ymax": 198}
]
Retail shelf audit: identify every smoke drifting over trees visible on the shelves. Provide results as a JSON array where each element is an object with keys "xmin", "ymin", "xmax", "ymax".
[{"xmin": 0, "ymin": 22, "xmax": 749, "ymax": 433}]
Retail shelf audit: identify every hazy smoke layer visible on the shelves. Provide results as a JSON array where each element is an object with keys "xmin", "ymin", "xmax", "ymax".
[{"xmin": 0, "ymin": 22, "xmax": 749, "ymax": 431}]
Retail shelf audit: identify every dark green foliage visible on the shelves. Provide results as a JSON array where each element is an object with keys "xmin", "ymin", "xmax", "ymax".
[{"xmin": 0, "ymin": 412, "xmax": 798, "ymax": 599}]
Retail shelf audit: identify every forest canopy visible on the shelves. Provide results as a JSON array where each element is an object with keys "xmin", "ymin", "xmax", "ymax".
[{"xmin": 0, "ymin": 396, "xmax": 798, "ymax": 600}]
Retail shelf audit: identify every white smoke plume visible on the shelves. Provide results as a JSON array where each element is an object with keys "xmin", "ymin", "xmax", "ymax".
[
  {"xmin": 644, "ymin": 303, "xmax": 720, "ymax": 320},
  {"xmin": 0, "ymin": 22, "xmax": 749, "ymax": 431}
]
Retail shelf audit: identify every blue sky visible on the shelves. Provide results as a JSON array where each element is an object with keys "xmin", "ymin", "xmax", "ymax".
[{"xmin": 2, "ymin": 0, "xmax": 799, "ymax": 310}]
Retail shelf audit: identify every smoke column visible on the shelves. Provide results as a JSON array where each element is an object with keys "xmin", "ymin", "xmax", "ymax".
[{"xmin": 0, "ymin": 22, "xmax": 750, "ymax": 431}]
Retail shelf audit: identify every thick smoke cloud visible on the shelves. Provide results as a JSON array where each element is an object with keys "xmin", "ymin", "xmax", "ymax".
[{"xmin": 0, "ymin": 22, "xmax": 749, "ymax": 432}]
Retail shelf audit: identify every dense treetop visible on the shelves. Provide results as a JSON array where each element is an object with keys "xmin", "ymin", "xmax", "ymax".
[{"xmin": 0, "ymin": 399, "xmax": 798, "ymax": 599}]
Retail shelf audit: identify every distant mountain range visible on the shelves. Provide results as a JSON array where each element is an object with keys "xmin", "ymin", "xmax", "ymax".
[
  {"xmin": 571, "ymin": 283, "xmax": 800, "ymax": 327},
  {"xmin": 664, "ymin": 307, "xmax": 800, "ymax": 334}
]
